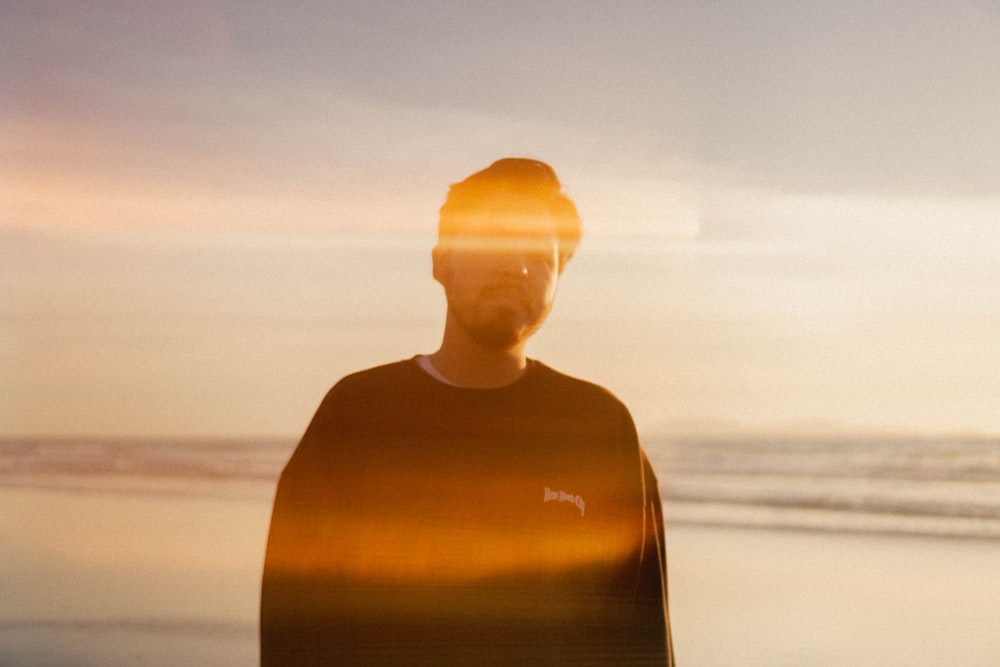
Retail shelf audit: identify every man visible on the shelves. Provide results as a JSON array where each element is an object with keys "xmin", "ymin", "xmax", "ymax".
[{"xmin": 260, "ymin": 158, "xmax": 675, "ymax": 665}]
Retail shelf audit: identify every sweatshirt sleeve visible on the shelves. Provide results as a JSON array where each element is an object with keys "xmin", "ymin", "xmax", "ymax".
[
  {"xmin": 259, "ymin": 390, "xmax": 343, "ymax": 666},
  {"xmin": 636, "ymin": 449, "xmax": 676, "ymax": 666}
]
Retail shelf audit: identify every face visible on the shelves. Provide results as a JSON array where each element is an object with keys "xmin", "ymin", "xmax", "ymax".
[{"xmin": 434, "ymin": 195, "xmax": 562, "ymax": 350}]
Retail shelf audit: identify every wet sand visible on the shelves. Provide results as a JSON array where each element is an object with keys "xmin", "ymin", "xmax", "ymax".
[
  {"xmin": 667, "ymin": 523, "xmax": 1000, "ymax": 666},
  {"xmin": 3, "ymin": 486, "xmax": 999, "ymax": 666}
]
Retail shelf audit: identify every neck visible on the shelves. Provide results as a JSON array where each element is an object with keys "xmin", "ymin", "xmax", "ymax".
[{"xmin": 429, "ymin": 314, "xmax": 529, "ymax": 388}]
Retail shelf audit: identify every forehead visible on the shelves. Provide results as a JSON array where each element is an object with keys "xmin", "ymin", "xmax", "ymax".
[{"xmin": 449, "ymin": 192, "xmax": 559, "ymax": 239}]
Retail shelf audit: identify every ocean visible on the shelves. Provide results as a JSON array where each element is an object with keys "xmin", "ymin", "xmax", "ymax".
[
  {"xmin": 4, "ymin": 435, "xmax": 999, "ymax": 540},
  {"xmin": 650, "ymin": 435, "xmax": 1000, "ymax": 540}
]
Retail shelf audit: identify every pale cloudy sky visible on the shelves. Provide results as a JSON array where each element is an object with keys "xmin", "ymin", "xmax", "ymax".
[{"xmin": 3, "ymin": 1, "xmax": 1000, "ymax": 438}]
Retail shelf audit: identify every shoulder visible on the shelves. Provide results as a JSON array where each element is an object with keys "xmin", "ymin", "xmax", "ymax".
[
  {"xmin": 314, "ymin": 358, "xmax": 423, "ymax": 413},
  {"xmin": 530, "ymin": 361, "xmax": 628, "ymax": 405},
  {"xmin": 528, "ymin": 362, "xmax": 644, "ymax": 477},
  {"xmin": 528, "ymin": 361, "xmax": 635, "ymax": 421},
  {"xmin": 333, "ymin": 357, "xmax": 420, "ymax": 391},
  {"xmin": 293, "ymin": 358, "xmax": 427, "ymax": 444}
]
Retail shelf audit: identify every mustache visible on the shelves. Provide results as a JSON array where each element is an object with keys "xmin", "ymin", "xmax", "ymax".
[
  {"xmin": 479, "ymin": 284, "xmax": 534, "ymax": 310},
  {"xmin": 482, "ymin": 282, "xmax": 530, "ymax": 299}
]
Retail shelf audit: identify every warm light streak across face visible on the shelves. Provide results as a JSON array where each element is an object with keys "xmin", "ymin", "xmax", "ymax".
[{"xmin": 434, "ymin": 235, "xmax": 560, "ymax": 259}]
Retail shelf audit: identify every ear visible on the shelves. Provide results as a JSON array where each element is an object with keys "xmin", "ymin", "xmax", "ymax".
[{"xmin": 431, "ymin": 245, "xmax": 449, "ymax": 285}]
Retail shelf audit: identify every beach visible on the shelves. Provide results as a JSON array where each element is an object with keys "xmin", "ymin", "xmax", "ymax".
[
  {"xmin": 667, "ymin": 524, "xmax": 1000, "ymax": 666},
  {"xmin": 1, "ymin": 486, "xmax": 265, "ymax": 665},
  {"xmin": 3, "ymin": 484, "xmax": 999, "ymax": 666}
]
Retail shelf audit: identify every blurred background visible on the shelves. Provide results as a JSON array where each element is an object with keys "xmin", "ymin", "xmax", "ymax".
[{"xmin": 5, "ymin": 1, "xmax": 1000, "ymax": 441}]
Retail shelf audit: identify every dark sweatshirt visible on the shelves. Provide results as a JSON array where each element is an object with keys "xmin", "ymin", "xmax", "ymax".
[{"xmin": 261, "ymin": 358, "xmax": 674, "ymax": 666}]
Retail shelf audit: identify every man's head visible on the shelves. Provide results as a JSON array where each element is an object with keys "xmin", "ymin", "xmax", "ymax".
[
  {"xmin": 432, "ymin": 158, "xmax": 582, "ymax": 351},
  {"xmin": 435, "ymin": 158, "xmax": 582, "ymax": 272}
]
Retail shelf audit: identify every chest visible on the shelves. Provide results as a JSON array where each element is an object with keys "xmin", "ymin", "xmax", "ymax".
[{"xmin": 318, "ymin": 423, "xmax": 643, "ymax": 586}]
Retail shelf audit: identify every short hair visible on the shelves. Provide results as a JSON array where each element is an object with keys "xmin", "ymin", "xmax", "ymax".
[{"xmin": 437, "ymin": 158, "xmax": 582, "ymax": 268}]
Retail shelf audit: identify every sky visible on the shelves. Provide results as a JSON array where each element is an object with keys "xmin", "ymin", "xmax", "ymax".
[{"xmin": 3, "ymin": 1, "xmax": 1000, "ymax": 439}]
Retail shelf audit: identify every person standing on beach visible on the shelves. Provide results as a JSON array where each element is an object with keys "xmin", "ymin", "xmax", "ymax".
[{"xmin": 260, "ymin": 158, "xmax": 675, "ymax": 666}]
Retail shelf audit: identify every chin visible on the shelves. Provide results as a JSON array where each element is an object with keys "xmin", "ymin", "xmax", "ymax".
[
  {"xmin": 461, "ymin": 316, "xmax": 530, "ymax": 350},
  {"xmin": 471, "ymin": 327, "xmax": 526, "ymax": 351},
  {"xmin": 453, "ymin": 301, "xmax": 548, "ymax": 351}
]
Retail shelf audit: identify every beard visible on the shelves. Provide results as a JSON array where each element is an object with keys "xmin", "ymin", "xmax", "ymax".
[{"xmin": 450, "ymin": 289, "xmax": 552, "ymax": 350}]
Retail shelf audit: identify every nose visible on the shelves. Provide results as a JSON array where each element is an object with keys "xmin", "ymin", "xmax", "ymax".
[{"xmin": 498, "ymin": 251, "xmax": 529, "ymax": 279}]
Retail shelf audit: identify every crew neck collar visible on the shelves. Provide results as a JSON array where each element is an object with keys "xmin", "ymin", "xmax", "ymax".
[{"xmin": 414, "ymin": 355, "xmax": 535, "ymax": 390}]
